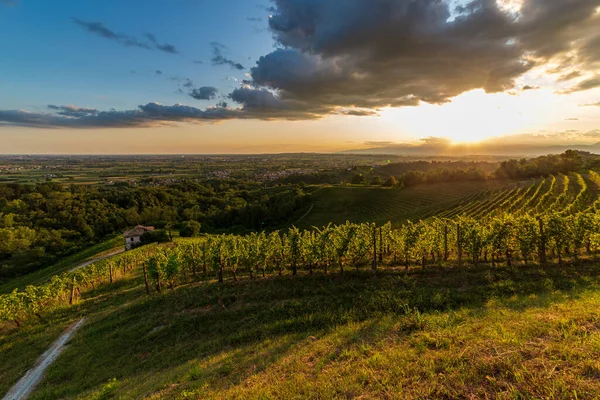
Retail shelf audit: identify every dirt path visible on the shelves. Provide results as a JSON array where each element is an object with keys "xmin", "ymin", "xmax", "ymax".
[
  {"xmin": 3, "ymin": 318, "xmax": 86, "ymax": 400},
  {"xmin": 69, "ymin": 248, "xmax": 124, "ymax": 272},
  {"xmin": 294, "ymin": 204, "xmax": 314, "ymax": 226}
]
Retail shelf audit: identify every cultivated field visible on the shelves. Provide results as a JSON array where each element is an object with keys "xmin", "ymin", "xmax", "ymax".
[
  {"xmin": 4, "ymin": 171, "xmax": 600, "ymax": 398},
  {"xmin": 300, "ymin": 171, "xmax": 600, "ymax": 228}
]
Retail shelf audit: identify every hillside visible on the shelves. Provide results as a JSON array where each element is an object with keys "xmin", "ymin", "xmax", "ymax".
[
  {"xmin": 3, "ymin": 259, "xmax": 600, "ymax": 398},
  {"xmin": 4, "ymin": 171, "xmax": 600, "ymax": 398},
  {"xmin": 299, "ymin": 171, "xmax": 600, "ymax": 228},
  {"xmin": 297, "ymin": 180, "xmax": 513, "ymax": 229}
]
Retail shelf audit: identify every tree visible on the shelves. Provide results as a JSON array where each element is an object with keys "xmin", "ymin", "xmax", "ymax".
[
  {"xmin": 383, "ymin": 176, "xmax": 397, "ymax": 187},
  {"xmin": 351, "ymin": 174, "xmax": 367, "ymax": 185},
  {"xmin": 180, "ymin": 220, "xmax": 201, "ymax": 237},
  {"xmin": 370, "ymin": 176, "xmax": 383, "ymax": 186}
]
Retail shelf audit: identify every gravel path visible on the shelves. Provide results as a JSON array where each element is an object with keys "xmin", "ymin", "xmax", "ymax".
[
  {"xmin": 2, "ymin": 318, "xmax": 86, "ymax": 400},
  {"xmin": 69, "ymin": 248, "xmax": 124, "ymax": 272}
]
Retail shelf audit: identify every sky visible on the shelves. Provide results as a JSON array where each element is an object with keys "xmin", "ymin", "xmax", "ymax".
[{"xmin": 1, "ymin": 0, "xmax": 600, "ymax": 154}]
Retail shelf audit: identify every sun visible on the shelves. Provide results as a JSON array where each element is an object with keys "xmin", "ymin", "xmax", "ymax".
[{"xmin": 378, "ymin": 88, "xmax": 561, "ymax": 144}]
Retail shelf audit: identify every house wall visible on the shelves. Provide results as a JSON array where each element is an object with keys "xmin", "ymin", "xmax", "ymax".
[{"xmin": 125, "ymin": 235, "xmax": 142, "ymax": 250}]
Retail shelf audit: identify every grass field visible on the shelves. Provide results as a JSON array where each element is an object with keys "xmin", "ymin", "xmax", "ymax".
[
  {"xmin": 298, "ymin": 180, "xmax": 514, "ymax": 229},
  {"xmin": 5, "ymin": 175, "xmax": 600, "ymax": 398},
  {"xmin": 0, "ymin": 236, "xmax": 122, "ymax": 294},
  {"xmin": 3, "ymin": 258, "xmax": 600, "ymax": 398},
  {"xmin": 300, "ymin": 173, "xmax": 600, "ymax": 229}
]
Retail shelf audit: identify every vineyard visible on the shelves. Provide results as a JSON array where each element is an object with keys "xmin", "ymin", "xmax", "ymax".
[
  {"xmin": 3, "ymin": 171, "xmax": 600, "ymax": 327},
  {"xmin": 3, "ymin": 172, "xmax": 600, "ymax": 398}
]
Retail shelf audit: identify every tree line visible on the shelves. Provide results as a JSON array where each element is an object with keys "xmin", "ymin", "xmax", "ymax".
[{"xmin": 0, "ymin": 181, "xmax": 309, "ymax": 279}]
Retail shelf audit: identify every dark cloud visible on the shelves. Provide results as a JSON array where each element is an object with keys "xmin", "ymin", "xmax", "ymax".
[
  {"xmin": 559, "ymin": 71, "xmax": 584, "ymax": 82},
  {"xmin": 581, "ymin": 102, "xmax": 600, "ymax": 107},
  {"xmin": 143, "ymin": 33, "xmax": 179, "ymax": 54},
  {"xmin": 0, "ymin": 104, "xmax": 238, "ymax": 128},
  {"xmin": 210, "ymin": 42, "xmax": 245, "ymax": 70},
  {"xmin": 189, "ymin": 86, "xmax": 218, "ymax": 100},
  {"xmin": 0, "ymin": 93, "xmax": 327, "ymax": 128},
  {"xmin": 72, "ymin": 18, "xmax": 179, "ymax": 54},
  {"xmin": 7, "ymin": 0, "xmax": 600, "ymax": 127},
  {"xmin": 47, "ymin": 105, "xmax": 98, "ymax": 117},
  {"xmin": 156, "ymin": 70, "xmax": 163, "ymax": 75},
  {"xmin": 565, "ymin": 75, "xmax": 600, "ymax": 93},
  {"xmin": 522, "ymin": 85, "xmax": 540, "ymax": 91},
  {"xmin": 72, "ymin": 18, "xmax": 151, "ymax": 49},
  {"xmin": 341, "ymin": 109, "xmax": 378, "ymax": 117},
  {"xmin": 243, "ymin": 0, "xmax": 600, "ymax": 112}
]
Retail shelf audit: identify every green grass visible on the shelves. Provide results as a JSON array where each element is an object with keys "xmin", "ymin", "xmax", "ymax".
[
  {"xmin": 0, "ymin": 236, "xmax": 123, "ymax": 294},
  {"xmin": 4, "ymin": 257, "xmax": 600, "ymax": 398},
  {"xmin": 299, "ymin": 181, "xmax": 511, "ymax": 229},
  {"xmin": 301, "ymin": 176, "xmax": 598, "ymax": 229}
]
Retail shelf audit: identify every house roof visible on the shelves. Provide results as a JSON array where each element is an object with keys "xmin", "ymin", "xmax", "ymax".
[{"xmin": 123, "ymin": 225, "xmax": 155, "ymax": 238}]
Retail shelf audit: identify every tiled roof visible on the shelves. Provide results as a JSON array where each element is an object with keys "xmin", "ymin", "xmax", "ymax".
[{"xmin": 123, "ymin": 225, "xmax": 155, "ymax": 238}]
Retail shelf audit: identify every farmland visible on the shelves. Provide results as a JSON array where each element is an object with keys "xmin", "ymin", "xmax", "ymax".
[
  {"xmin": 299, "ymin": 171, "xmax": 600, "ymax": 228},
  {"xmin": 3, "ymin": 152, "xmax": 600, "ymax": 399}
]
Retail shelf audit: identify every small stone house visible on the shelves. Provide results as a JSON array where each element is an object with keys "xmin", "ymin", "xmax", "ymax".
[{"xmin": 123, "ymin": 225, "xmax": 155, "ymax": 250}]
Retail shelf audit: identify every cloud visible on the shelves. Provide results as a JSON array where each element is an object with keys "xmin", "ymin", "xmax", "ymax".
[
  {"xmin": 143, "ymin": 33, "xmax": 179, "ymax": 54},
  {"xmin": 47, "ymin": 104, "xmax": 98, "ymax": 117},
  {"xmin": 0, "ymin": 104, "xmax": 237, "ymax": 128},
  {"xmin": 522, "ymin": 85, "xmax": 540, "ymax": 91},
  {"xmin": 565, "ymin": 118, "xmax": 579, "ymax": 121},
  {"xmin": 247, "ymin": 17, "xmax": 263, "ymax": 22},
  {"xmin": 341, "ymin": 109, "xmax": 378, "ymax": 117},
  {"xmin": 72, "ymin": 18, "xmax": 179, "ymax": 54},
  {"xmin": 210, "ymin": 42, "xmax": 245, "ymax": 70},
  {"xmin": 364, "ymin": 141, "xmax": 394, "ymax": 146},
  {"xmin": 243, "ymin": 0, "xmax": 600, "ymax": 113},
  {"xmin": 565, "ymin": 75, "xmax": 600, "ymax": 93},
  {"xmin": 155, "ymin": 70, "xmax": 163, "ymax": 75},
  {"xmin": 8, "ymin": 0, "xmax": 600, "ymax": 127},
  {"xmin": 581, "ymin": 102, "xmax": 600, "ymax": 107},
  {"xmin": 189, "ymin": 86, "xmax": 218, "ymax": 100},
  {"xmin": 0, "ymin": 93, "xmax": 327, "ymax": 128},
  {"xmin": 559, "ymin": 71, "xmax": 584, "ymax": 82}
]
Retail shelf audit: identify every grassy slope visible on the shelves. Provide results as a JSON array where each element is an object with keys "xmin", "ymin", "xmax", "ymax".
[
  {"xmin": 0, "ymin": 236, "xmax": 122, "ymax": 294},
  {"xmin": 299, "ymin": 180, "xmax": 514, "ymax": 229},
  {"xmin": 3, "ymin": 259, "xmax": 600, "ymax": 399}
]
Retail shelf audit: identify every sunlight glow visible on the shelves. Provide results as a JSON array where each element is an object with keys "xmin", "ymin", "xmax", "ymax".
[
  {"xmin": 378, "ymin": 89, "xmax": 562, "ymax": 144},
  {"xmin": 497, "ymin": 0, "xmax": 523, "ymax": 15}
]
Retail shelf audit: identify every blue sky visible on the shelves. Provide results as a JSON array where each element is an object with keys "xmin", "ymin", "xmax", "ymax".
[
  {"xmin": 1, "ymin": 0, "xmax": 599, "ymax": 154},
  {"xmin": 0, "ymin": 0, "xmax": 273, "ymax": 111}
]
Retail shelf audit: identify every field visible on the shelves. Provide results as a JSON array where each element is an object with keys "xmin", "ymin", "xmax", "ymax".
[
  {"xmin": 0, "ymin": 236, "xmax": 122, "ymax": 294},
  {"xmin": 3, "ymin": 259, "xmax": 600, "ymax": 398},
  {"xmin": 4, "ymin": 165, "xmax": 600, "ymax": 398},
  {"xmin": 300, "ymin": 171, "xmax": 600, "ymax": 228}
]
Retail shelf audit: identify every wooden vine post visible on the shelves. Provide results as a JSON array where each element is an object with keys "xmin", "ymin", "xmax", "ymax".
[
  {"xmin": 69, "ymin": 276, "xmax": 76, "ymax": 305},
  {"xmin": 372, "ymin": 224, "xmax": 378, "ymax": 271},
  {"xmin": 142, "ymin": 262, "xmax": 150, "ymax": 295},
  {"xmin": 378, "ymin": 227, "xmax": 383, "ymax": 263},
  {"xmin": 538, "ymin": 217, "xmax": 547, "ymax": 265},
  {"xmin": 457, "ymin": 223, "xmax": 462, "ymax": 268},
  {"xmin": 443, "ymin": 225, "xmax": 449, "ymax": 261}
]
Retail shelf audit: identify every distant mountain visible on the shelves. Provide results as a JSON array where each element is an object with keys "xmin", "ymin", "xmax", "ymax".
[{"xmin": 342, "ymin": 141, "xmax": 600, "ymax": 157}]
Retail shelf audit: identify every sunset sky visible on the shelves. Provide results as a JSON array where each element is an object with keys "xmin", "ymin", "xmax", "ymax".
[{"xmin": 1, "ymin": 0, "xmax": 600, "ymax": 154}]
